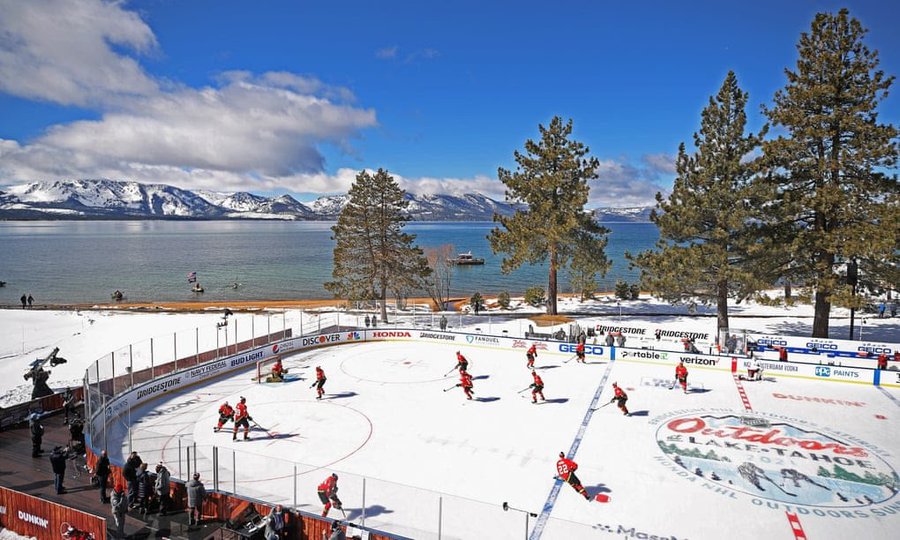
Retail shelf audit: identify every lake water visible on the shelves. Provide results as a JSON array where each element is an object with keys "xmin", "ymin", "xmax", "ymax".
[{"xmin": 0, "ymin": 221, "xmax": 658, "ymax": 305}]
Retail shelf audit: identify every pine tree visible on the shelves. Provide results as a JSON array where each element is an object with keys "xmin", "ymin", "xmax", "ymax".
[
  {"xmin": 629, "ymin": 72, "xmax": 768, "ymax": 332},
  {"xmin": 761, "ymin": 9, "xmax": 899, "ymax": 338},
  {"xmin": 325, "ymin": 169, "xmax": 431, "ymax": 322},
  {"xmin": 489, "ymin": 117, "xmax": 610, "ymax": 314}
]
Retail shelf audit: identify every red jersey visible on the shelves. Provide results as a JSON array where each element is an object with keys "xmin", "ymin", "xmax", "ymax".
[
  {"xmin": 613, "ymin": 386, "xmax": 627, "ymax": 399},
  {"xmin": 456, "ymin": 352, "xmax": 469, "ymax": 368},
  {"xmin": 272, "ymin": 361, "xmax": 284, "ymax": 375},
  {"xmin": 316, "ymin": 367, "xmax": 325, "ymax": 381},
  {"xmin": 219, "ymin": 403, "xmax": 234, "ymax": 417},
  {"xmin": 235, "ymin": 402, "xmax": 249, "ymax": 421},
  {"xmin": 576, "ymin": 342, "xmax": 585, "ymax": 353},
  {"xmin": 532, "ymin": 373, "xmax": 543, "ymax": 386},
  {"xmin": 675, "ymin": 364, "xmax": 688, "ymax": 379},
  {"xmin": 318, "ymin": 475, "xmax": 337, "ymax": 495},
  {"xmin": 527, "ymin": 344, "xmax": 537, "ymax": 357},
  {"xmin": 460, "ymin": 372, "xmax": 473, "ymax": 388},
  {"xmin": 556, "ymin": 457, "xmax": 578, "ymax": 480}
]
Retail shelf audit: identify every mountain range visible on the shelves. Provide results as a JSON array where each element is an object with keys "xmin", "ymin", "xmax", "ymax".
[{"xmin": 0, "ymin": 179, "xmax": 652, "ymax": 222}]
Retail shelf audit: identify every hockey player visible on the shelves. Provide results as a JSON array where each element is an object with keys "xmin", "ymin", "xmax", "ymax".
[
  {"xmin": 215, "ymin": 401, "xmax": 234, "ymax": 432},
  {"xmin": 453, "ymin": 351, "xmax": 469, "ymax": 373},
  {"xmin": 610, "ymin": 382, "xmax": 629, "ymax": 416},
  {"xmin": 530, "ymin": 371, "xmax": 545, "ymax": 403},
  {"xmin": 747, "ymin": 358, "xmax": 762, "ymax": 381},
  {"xmin": 575, "ymin": 341, "xmax": 586, "ymax": 363},
  {"xmin": 314, "ymin": 366, "xmax": 327, "ymax": 399},
  {"xmin": 674, "ymin": 361, "xmax": 688, "ymax": 393},
  {"xmin": 267, "ymin": 358, "xmax": 286, "ymax": 382},
  {"xmin": 232, "ymin": 397, "xmax": 252, "ymax": 441},
  {"xmin": 526, "ymin": 344, "xmax": 538, "ymax": 369},
  {"xmin": 317, "ymin": 473, "xmax": 342, "ymax": 517},
  {"xmin": 457, "ymin": 369, "xmax": 474, "ymax": 400},
  {"xmin": 556, "ymin": 452, "xmax": 592, "ymax": 501}
]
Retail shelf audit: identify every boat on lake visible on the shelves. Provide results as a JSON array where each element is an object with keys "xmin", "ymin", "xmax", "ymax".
[{"xmin": 447, "ymin": 251, "xmax": 485, "ymax": 265}]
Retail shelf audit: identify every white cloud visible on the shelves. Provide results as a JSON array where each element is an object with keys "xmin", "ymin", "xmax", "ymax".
[
  {"xmin": 590, "ymin": 158, "xmax": 671, "ymax": 208},
  {"xmin": 0, "ymin": 0, "xmax": 158, "ymax": 106},
  {"xmin": 375, "ymin": 46, "xmax": 398, "ymax": 59},
  {"xmin": 0, "ymin": 0, "xmax": 377, "ymax": 185}
]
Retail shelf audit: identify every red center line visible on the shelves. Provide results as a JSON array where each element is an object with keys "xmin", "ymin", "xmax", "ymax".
[
  {"xmin": 732, "ymin": 374, "xmax": 753, "ymax": 411},
  {"xmin": 785, "ymin": 511, "xmax": 807, "ymax": 540}
]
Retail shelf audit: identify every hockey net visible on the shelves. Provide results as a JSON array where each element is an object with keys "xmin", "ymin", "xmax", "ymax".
[{"xmin": 255, "ymin": 356, "xmax": 284, "ymax": 383}]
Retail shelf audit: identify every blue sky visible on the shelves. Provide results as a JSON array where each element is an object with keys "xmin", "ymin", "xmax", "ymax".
[{"xmin": 0, "ymin": 0, "xmax": 897, "ymax": 207}]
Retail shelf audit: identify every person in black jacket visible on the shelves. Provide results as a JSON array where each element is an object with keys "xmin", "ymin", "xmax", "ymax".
[
  {"xmin": 50, "ymin": 446, "xmax": 67, "ymax": 494},
  {"xmin": 95, "ymin": 450, "xmax": 111, "ymax": 503},
  {"xmin": 122, "ymin": 451, "xmax": 142, "ymax": 506},
  {"xmin": 30, "ymin": 414, "xmax": 44, "ymax": 457}
]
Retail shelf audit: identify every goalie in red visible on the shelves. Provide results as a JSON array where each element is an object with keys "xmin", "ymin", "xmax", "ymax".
[{"xmin": 266, "ymin": 358, "xmax": 287, "ymax": 383}]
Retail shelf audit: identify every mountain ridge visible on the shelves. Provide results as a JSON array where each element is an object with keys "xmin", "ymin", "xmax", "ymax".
[{"xmin": 0, "ymin": 179, "xmax": 653, "ymax": 222}]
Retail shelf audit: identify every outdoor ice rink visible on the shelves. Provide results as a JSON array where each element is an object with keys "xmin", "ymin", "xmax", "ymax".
[{"xmin": 105, "ymin": 338, "xmax": 900, "ymax": 540}]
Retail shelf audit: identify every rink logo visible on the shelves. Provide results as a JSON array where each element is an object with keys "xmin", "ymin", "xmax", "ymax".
[
  {"xmin": 655, "ymin": 412, "xmax": 897, "ymax": 511},
  {"xmin": 302, "ymin": 334, "xmax": 342, "ymax": 346},
  {"xmin": 513, "ymin": 340, "xmax": 549, "ymax": 350},
  {"xmin": 189, "ymin": 360, "xmax": 226, "ymax": 379},
  {"xmin": 756, "ymin": 338, "xmax": 788, "ymax": 347},
  {"xmin": 620, "ymin": 350, "xmax": 668, "ymax": 360},
  {"xmin": 420, "ymin": 332, "xmax": 455, "ymax": 341},
  {"xmin": 230, "ymin": 350, "xmax": 265, "ymax": 368},
  {"xmin": 806, "ymin": 341, "xmax": 838, "ymax": 351},
  {"xmin": 596, "ymin": 325, "xmax": 647, "ymax": 336},
  {"xmin": 559, "ymin": 343, "xmax": 603, "ymax": 355},
  {"xmin": 815, "ymin": 366, "xmax": 831, "ymax": 377},
  {"xmin": 466, "ymin": 335, "xmax": 500, "ymax": 344},
  {"xmin": 858, "ymin": 345, "xmax": 891, "ymax": 355},
  {"xmin": 593, "ymin": 522, "xmax": 682, "ymax": 539},
  {"xmin": 346, "ymin": 331, "xmax": 362, "ymax": 341},
  {"xmin": 772, "ymin": 393, "xmax": 865, "ymax": 407},
  {"xmin": 136, "ymin": 377, "xmax": 181, "ymax": 399},
  {"xmin": 17, "ymin": 511, "xmax": 48, "ymax": 529},
  {"xmin": 372, "ymin": 331, "xmax": 412, "ymax": 339}
]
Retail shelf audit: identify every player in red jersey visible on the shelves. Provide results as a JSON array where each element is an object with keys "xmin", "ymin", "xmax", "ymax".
[
  {"xmin": 674, "ymin": 361, "xmax": 688, "ymax": 393},
  {"xmin": 526, "ymin": 344, "xmax": 538, "ymax": 369},
  {"xmin": 215, "ymin": 401, "xmax": 234, "ymax": 432},
  {"xmin": 530, "ymin": 371, "xmax": 545, "ymax": 403},
  {"xmin": 267, "ymin": 358, "xmax": 286, "ymax": 382},
  {"xmin": 556, "ymin": 452, "xmax": 591, "ymax": 500},
  {"xmin": 457, "ymin": 369, "xmax": 474, "ymax": 400},
  {"xmin": 610, "ymin": 382, "xmax": 629, "ymax": 416},
  {"xmin": 575, "ymin": 341, "xmax": 586, "ymax": 363},
  {"xmin": 313, "ymin": 366, "xmax": 327, "ymax": 399},
  {"xmin": 453, "ymin": 351, "xmax": 469, "ymax": 373},
  {"xmin": 232, "ymin": 397, "xmax": 252, "ymax": 441},
  {"xmin": 317, "ymin": 473, "xmax": 342, "ymax": 517}
]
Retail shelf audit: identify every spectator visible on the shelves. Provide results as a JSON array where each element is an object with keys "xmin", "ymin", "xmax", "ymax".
[
  {"xmin": 778, "ymin": 346, "xmax": 788, "ymax": 362},
  {"xmin": 604, "ymin": 333, "xmax": 614, "ymax": 347},
  {"xmin": 616, "ymin": 333, "xmax": 626, "ymax": 347},
  {"xmin": 27, "ymin": 294, "xmax": 34, "ymax": 307},
  {"xmin": 440, "ymin": 315, "xmax": 448, "ymax": 331},
  {"xmin": 69, "ymin": 414, "xmax": 85, "ymax": 450},
  {"xmin": 726, "ymin": 334, "xmax": 737, "ymax": 354},
  {"xmin": 878, "ymin": 353, "xmax": 888, "ymax": 371},
  {"xmin": 49, "ymin": 446, "xmax": 67, "ymax": 494},
  {"xmin": 891, "ymin": 302, "xmax": 897, "ymax": 318},
  {"xmin": 135, "ymin": 463, "xmax": 152, "ymax": 515},
  {"xmin": 63, "ymin": 387, "xmax": 76, "ymax": 424},
  {"xmin": 111, "ymin": 483, "xmax": 128, "ymax": 539},
  {"xmin": 364, "ymin": 315, "xmax": 370, "ymax": 328},
  {"xmin": 878, "ymin": 302, "xmax": 886, "ymax": 318},
  {"xmin": 187, "ymin": 472, "xmax": 206, "ymax": 527},
  {"xmin": 29, "ymin": 413, "xmax": 44, "ymax": 457},
  {"xmin": 122, "ymin": 451, "xmax": 142, "ymax": 506},
  {"xmin": 323, "ymin": 520, "xmax": 346, "ymax": 540},
  {"xmin": 95, "ymin": 450, "xmax": 111, "ymax": 503},
  {"xmin": 20, "ymin": 294, "xmax": 26, "ymax": 309},
  {"xmin": 154, "ymin": 462, "xmax": 171, "ymax": 516},
  {"xmin": 265, "ymin": 504, "xmax": 286, "ymax": 540},
  {"xmin": 371, "ymin": 316, "xmax": 377, "ymax": 327}
]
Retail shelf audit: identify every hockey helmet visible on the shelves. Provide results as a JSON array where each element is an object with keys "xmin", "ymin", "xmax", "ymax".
[
  {"xmin": 332, "ymin": 473, "xmax": 338, "ymax": 480},
  {"xmin": 559, "ymin": 452, "xmax": 565, "ymax": 458},
  {"xmin": 240, "ymin": 396, "xmax": 246, "ymax": 403}
]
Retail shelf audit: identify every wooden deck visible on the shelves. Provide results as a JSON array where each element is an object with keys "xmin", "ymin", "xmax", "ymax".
[{"xmin": 0, "ymin": 406, "xmax": 221, "ymax": 539}]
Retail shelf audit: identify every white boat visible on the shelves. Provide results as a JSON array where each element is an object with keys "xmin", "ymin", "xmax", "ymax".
[{"xmin": 447, "ymin": 252, "xmax": 485, "ymax": 265}]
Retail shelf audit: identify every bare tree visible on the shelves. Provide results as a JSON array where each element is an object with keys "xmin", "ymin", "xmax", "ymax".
[{"xmin": 423, "ymin": 244, "xmax": 455, "ymax": 311}]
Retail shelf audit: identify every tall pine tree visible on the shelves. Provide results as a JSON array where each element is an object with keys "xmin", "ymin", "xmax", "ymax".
[
  {"xmin": 761, "ymin": 9, "xmax": 898, "ymax": 338},
  {"xmin": 489, "ymin": 117, "xmax": 609, "ymax": 314},
  {"xmin": 325, "ymin": 169, "xmax": 431, "ymax": 322},
  {"xmin": 630, "ymin": 71, "xmax": 768, "ymax": 332}
]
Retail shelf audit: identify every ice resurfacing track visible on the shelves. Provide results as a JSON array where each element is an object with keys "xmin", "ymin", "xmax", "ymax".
[{"xmin": 107, "ymin": 337, "xmax": 900, "ymax": 539}]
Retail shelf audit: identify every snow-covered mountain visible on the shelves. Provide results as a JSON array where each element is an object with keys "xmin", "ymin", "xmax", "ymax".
[
  {"xmin": 592, "ymin": 206, "xmax": 654, "ymax": 223},
  {"xmin": 0, "ymin": 179, "xmax": 652, "ymax": 221}
]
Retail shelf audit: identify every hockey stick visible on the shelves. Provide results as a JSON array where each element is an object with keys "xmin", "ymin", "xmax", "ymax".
[
  {"xmin": 444, "ymin": 368, "xmax": 456, "ymax": 376},
  {"xmin": 517, "ymin": 386, "xmax": 532, "ymax": 394},
  {"xmin": 591, "ymin": 401, "xmax": 614, "ymax": 412},
  {"xmin": 563, "ymin": 354, "xmax": 578, "ymax": 364},
  {"xmin": 442, "ymin": 385, "xmax": 458, "ymax": 392}
]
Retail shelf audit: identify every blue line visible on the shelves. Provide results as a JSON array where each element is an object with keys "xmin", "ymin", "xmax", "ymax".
[
  {"xmin": 876, "ymin": 386, "xmax": 900, "ymax": 408},
  {"xmin": 529, "ymin": 356, "xmax": 617, "ymax": 540}
]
